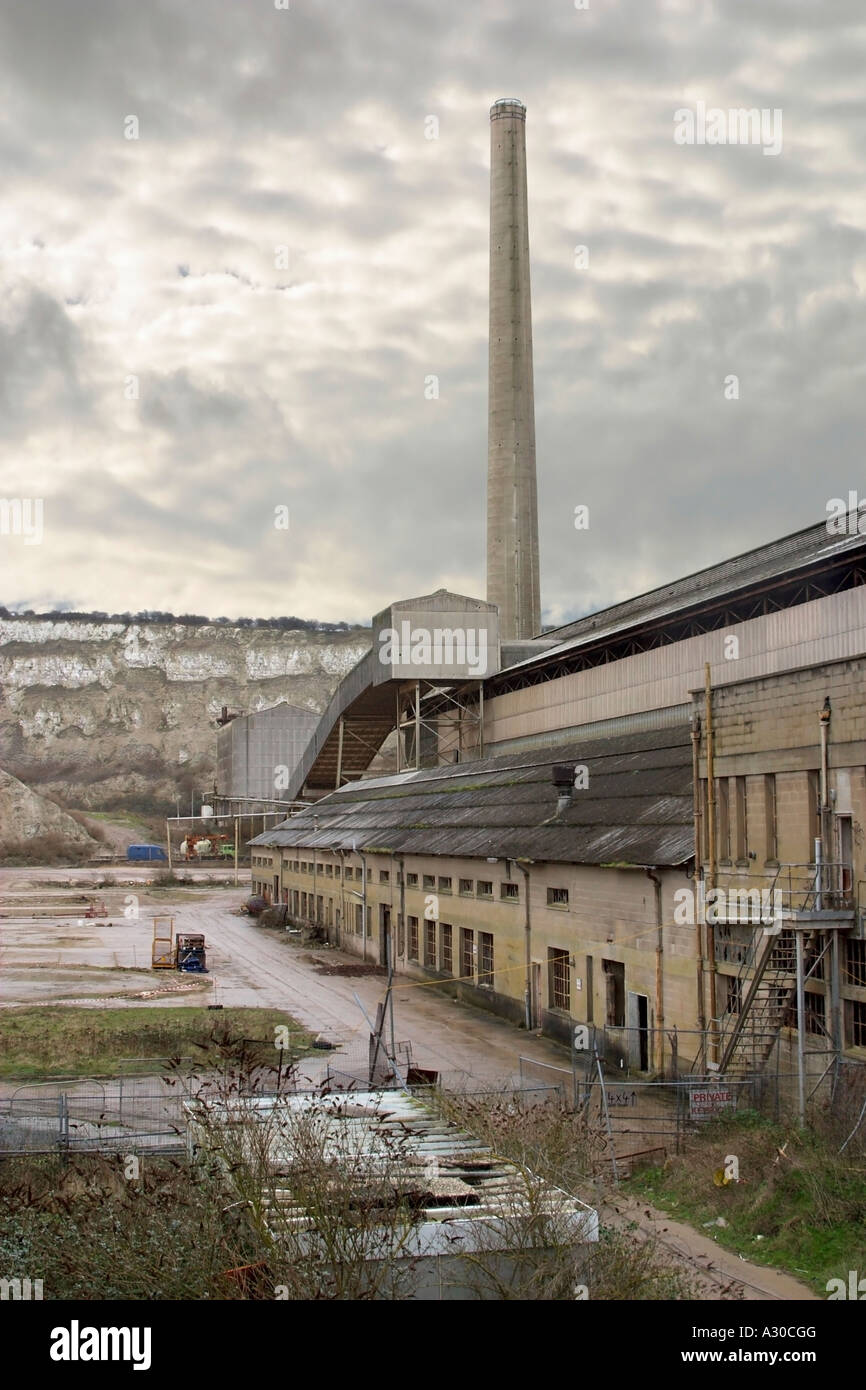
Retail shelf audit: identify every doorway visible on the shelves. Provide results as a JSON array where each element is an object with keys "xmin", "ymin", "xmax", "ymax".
[
  {"xmin": 627, "ymin": 991, "xmax": 650, "ymax": 1071},
  {"xmin": 379, "ymin": 905, "xmax": 391, "ymax": 969},
  {"xmin": 530, "ymin": 961, "xmax": 542, "ymax": 1030}
]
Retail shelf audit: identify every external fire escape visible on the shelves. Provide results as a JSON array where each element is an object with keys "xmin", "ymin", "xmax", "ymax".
[{"xmin": 695, "ymin": 861, "xmax": 856, "ymax": 1079}]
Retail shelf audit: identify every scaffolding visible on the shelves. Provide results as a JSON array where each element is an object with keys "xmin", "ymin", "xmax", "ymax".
[{"xmin": 395, "ymin": 680, "xmax": 484, "ymax": 771}]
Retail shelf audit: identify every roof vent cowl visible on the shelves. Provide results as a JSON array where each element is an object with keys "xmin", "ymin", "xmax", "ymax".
[{"xmin": 552, "ymin": 763, "xmax": 575, "ymax": 814}]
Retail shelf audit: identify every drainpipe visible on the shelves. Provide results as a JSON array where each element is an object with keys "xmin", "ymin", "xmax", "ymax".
[
  {"xmin": 704, "ymin": 663, "xmax": 718, "ymax": 1064},
  {"xmin": 646, "ymin": 868, "xmax": 665, "ymax": 1076},
  {"xmin": 338, "ymin": 849, "xmax": 346, "ymax": 947},
  {"xmin": 396, "ymin": 853, "xmax": 406, "ymax": 965},
  {"xmin": 353, "ymin": 841, "xmax": 368, "ymax": 963},
  {"xmin": 819, "ymin": 698, "xmax": 832, "ymax": 903},
  {"xmin": 690, "ymin": 716, "xmax": 706, "ymax": 1036},
  {"xmin": 514, "ymin": 861, "xmax": 533, "ymax": 1031},
  {"xmin": 312, "ymin": 848, "xmax": 320, "ymax": 937}
]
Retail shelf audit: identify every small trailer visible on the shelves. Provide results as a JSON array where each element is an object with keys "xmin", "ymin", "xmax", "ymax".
[
  {"xmin": 151, "ymin": 918, "xmax": 208, "ymax": 972},
  {"xmin": 176, "ymin": 932, "xmax": 207, "ymax": 973}
]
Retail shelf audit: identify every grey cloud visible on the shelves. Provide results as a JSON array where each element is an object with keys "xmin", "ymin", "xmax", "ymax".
[{"xmin": 0, "ymin": 0, "xmax": 864, "ymax": 624}]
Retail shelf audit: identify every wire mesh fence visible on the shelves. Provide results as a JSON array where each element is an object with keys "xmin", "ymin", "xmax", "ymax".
[{"xmin": 0, "ymin": 1075, "xmax": 191, "ymax": 1156}]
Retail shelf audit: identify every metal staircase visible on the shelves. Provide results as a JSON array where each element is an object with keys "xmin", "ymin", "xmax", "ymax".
[
  {"xmin": 713, "ymin": 926, "xmax": 822, "ymax": 1075},
  {"xmin": 691, "ymin": 860, "xmax": 853, "ymax": 1077}
]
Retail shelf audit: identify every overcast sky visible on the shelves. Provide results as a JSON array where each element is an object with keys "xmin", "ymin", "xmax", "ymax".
[{"xmin": 1, "ymin": 0, "xmax": 864, "ymax": 627}]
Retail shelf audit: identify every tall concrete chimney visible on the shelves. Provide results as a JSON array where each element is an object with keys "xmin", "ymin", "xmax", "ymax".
[{"xmin": 487, "ymin": 97, "xmax": 541, "ymax": 642}]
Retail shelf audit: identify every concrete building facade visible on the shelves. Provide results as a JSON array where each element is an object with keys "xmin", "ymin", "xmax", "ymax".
[{"xmin": 217, "ymin": 701, "xmax": 320, "ymax": 802}]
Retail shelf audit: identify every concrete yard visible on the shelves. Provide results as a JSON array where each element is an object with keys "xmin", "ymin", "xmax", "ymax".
[{"xmin": 0, "ymin": 876, "xmax": 572, "ymax": 1088}]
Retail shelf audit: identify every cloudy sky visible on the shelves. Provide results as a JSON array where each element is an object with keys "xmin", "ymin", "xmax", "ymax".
[{"xmin": 1, "ymin": 0, "xmax": 864, "ymax": 627}]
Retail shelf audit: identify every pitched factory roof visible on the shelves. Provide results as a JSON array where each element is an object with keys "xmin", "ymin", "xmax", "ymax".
[
  {"xmin": 509, "ymin": 518, "xmax": 866, "ymax": 677},
  {"xmin": 250, "ymin": 723, "xmax": 694, "ymax": 868}
]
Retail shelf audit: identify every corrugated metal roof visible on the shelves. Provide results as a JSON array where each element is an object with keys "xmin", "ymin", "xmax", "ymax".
[
  {"xmin": 250, "ymin": 723, "xmax": 694, "ymax": 867},
  {"xmin": 188, "ymin": 1091, "xmax": 597, "ymax": 1251},
  {"xmin": 513, "ymin": 519, "xmax": 866, "ymax": 673}
]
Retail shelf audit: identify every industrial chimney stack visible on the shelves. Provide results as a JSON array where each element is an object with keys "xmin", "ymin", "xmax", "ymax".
[{"xmin": 486, "ymin": 98, "xmax": 541, "ymax": 642}]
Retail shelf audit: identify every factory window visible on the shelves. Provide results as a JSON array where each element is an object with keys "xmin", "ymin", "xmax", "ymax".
[
  {"xmin": 764, "ymin": 775, "xmax": 778, "ymax": 863},
  {"xmin": 478, "ymin": 932, "xmax": 494, "ymax": 989},
  {"xmin": 440, "ymin": 924, "xmax": 453, "ymax": 975},
  {"xmin": 379, "ymin": 870, "xmax": 390, "ymax": 884},
  {"xmin": 460, "ymin": 928, "xmax": 474, "ymax": 979},
  {"xmin": 805, "ymin": 994, "xmax": 826, "ymax": 1036},
  {"xmin": 735, "ymin": 777, "xmax": 748, "ymax": 863},
  {"xmin": 476, "ymin": 881, "xmax": 493, "ymax": 899},
  {"xmin": 547, "ymin": 887, "xmax": 569, "ymax": 907},
  {"xmin": 291, "ymin": 890, "xmax": 299, "ymax": 915},
  {"xmin": 325, "ymin": 864, "xmax": 333, "ymax": 878},
  {"xmin": 355, "ymin": 903, "xmax": 363, "ymax": 935},
  {"xmin": 725, "ymin": 975, "xmax": 741, "ymax": 1015},
  {"xmin": 316, "ymin": 895, "xmax": 323, "ymax": 925},
  {"xmin": 408, "ymin": 917, "xmax": 419, "ymax": 961},
  {"xmin": 437, "ymin": 876, "xmax": 452, "ymax": 894},
  {"xmin": 367, "ymin": 868, "xmax": 372, "ymax": 881},
  {"xmin": 406, "ymin": 872, "xmax": 418, "ymax": 887},
  {"xmin": 301, "ymin": 892, "xmax": 308, "ymax": 916},
  {"xmin": 846, "ymin": 940, "xmax": 866, "ymax": 988},
  {"xmin": 459, "ymin": 878, "xmax": 473, "ymax": 896},
  {"xmin": 500, "ymin": 882, "xmax": 519, "ymax": 901},
  {"xmin": 603, "ymin": 960, "xmax": 625, "ymax": 1027},
  {"xmin": 717, "ymin": 778, "xmax": 731, "ymax": 862},
  {"xmin": 424, "ymin": 920, "xmax": 437, "ymax": 969},
  {"xmin": 549, "ymin": 949, "xmax": 570, "ymax": 1012},
  {"xmin": 699, "ymin": 780, "xmax": 709, "ymax": 863},
  {"xmin": 423, "ymin": 874, "xmax": 435, "ymax": 891},
  {"xmin": 850, "ymin": 1001, "xmax": 866, "ymax": 1049}
]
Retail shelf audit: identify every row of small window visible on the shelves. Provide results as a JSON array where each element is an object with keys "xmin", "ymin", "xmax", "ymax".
[
  {"xmin": 282, "ymin": 861, "xmax": 571, "ymax": 906},
  {"xmin": 251, "ymin": 855, "xmax": 271, "ymax": 868},
  {"xmin": 289, "ymin": 861, "xmax": 369, "ymax": 880}
]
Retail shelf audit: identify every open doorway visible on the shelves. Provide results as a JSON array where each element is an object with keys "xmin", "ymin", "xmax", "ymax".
[
  {"xmin": 627, "ymin": 991, "xmax": 650, "ymax": 1071},
  {"xmin": 379, "ymin": 905, "xmax": 391, "ymax": 969},
  {"xmin": 530, "ymin": 961, "xmax": 542, "ymax": 1030}
]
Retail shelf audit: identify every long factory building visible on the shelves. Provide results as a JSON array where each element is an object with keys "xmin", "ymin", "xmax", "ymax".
[{"xmin": 250, "ymin": 516, "xmax": 866, "ymax": 1075}]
